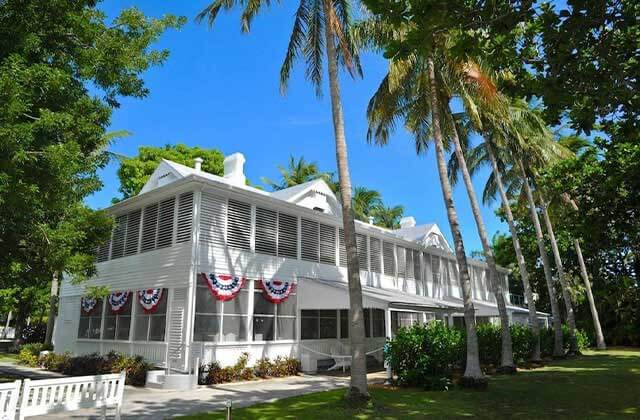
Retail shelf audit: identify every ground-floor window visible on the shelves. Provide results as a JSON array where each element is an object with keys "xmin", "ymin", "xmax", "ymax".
[
  {"xmin": 103, "ymin": 295, "xmax": 132, "ymax": 341},
  {"xmin": 391, "ymin": 311, "xmax": 420, "ymax": 334},
  {"xmin": 193, "ymin": 278, "xmax": 297, "ymax": 342},
  {"xmin": 78, "ymin": 298, "xmax": 103, "ymax": 339},
  {"xmin": 302, "ymin": 308, "xmax": 386, "ymax": 340},
  {"xmin": 253, "ymin": 281, "xmax": 297, "ymax": 341},
  {"xmin": 133, "ymin": 289, "xmax": 168, "ymax": 341}
]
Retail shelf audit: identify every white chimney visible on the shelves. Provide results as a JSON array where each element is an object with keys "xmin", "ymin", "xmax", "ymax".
[
  {"xmin": 223, "ymin": 152, "xmax": 246, "ymax": 186},
  {"xmin": 400, "ymin": 216, "xmax": 416, "ymax": 229},
  {"xmin": 368, "ymin": 216, "xmax": 375, "ymax": 225},
  {"xmin": 194, "ymin": 157, "xmax": 203, "ymax": 172}
]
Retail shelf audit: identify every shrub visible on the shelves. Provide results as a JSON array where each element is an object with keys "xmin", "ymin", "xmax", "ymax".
[
  {"xmin": 540, "ymin": 325, "xmax": 591, "ymax": 357},
  {"xmin": 39, "ymin": 352, "xmax": 72, "ymax": 372},
  {"xmin": 272, "ymin": 356, "xmax": 299, "ymax": 377},
  {"xmin": 476, "ymin": 323, "xmax": 501, "ymax": 366},
  {"xmin": 111, "ymin": 355, "xmax": 153, "ymax": 386},
  {"xmin": 254, "ymin": 357, "xmax": 272, "ymax": 378},
  {"xmin": 17, "ymin": 343, "xmax": 51, "ymax": 367},
  {"xmin": 510, "ymin": 324, "xmax": 535, "ymax": 363},
  {"xmin": 201, "ymin": 353, "xmax": 299, "ymax": 384},
  {"xmin": 386, "ymin": 321, "xmax": 464, "ymax": 388}
]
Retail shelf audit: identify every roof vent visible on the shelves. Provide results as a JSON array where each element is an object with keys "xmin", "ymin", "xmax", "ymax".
[
  {"xmin": 223, "ymin": 153, "xmax": 246, "ymax": 186},
  {"xmin": 194, "ymin": 157, "xmax": 203, "ymax": 172},
  {"xmin": 400, "ymin": 216, "xmax": 416, "ymax": 229}
]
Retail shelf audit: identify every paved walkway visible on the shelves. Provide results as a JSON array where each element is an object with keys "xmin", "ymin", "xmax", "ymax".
[
  {"xmin": 39, "ymin": 371, "xmax": 387, "ymax": 419},
  {"xmin": 0, "ymin": 362, "xmax": 65, "ymax": 380}
]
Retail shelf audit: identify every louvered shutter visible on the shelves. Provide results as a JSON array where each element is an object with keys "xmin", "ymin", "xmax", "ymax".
[
  {"xmin": 156, "ymin": 197, "xmax": 176, "ymax": 249},
  {"xmin": 383, "ymin": 242, "xmax": 395, "ymax": 276},
  {"xmin": 277, "ymin": 212, "xmax": 298, "ymax": 258},
  {"xmin": 96, "ymin": 240, "xmax": 111, "ymax": 262},
  {"xmin": 124, "ymin": 209, "xmax": 141, "ymax": 255},
  {"xmin": 338, "ymin": 229, "xmax": 347, "ymax": 267},
  {"xmin": 370, "ymin": 238, "xmax": 382, "ymax": 273},
  {"xmin": 200, "ymin": 192, "xmax": 226, "ymax": 245},
  {"xmin": 110, "ymin": 215, "xmax": 127, "ymax": 259},
  {"xmin": 301, "ymin": 219, "xmax": 319, "ymax": 262},
  {"xmin": 255, "ymin": 207, "xmax": 277, "ymax": 256},
  {"xmin": 226, "ymin": 199, "xmax": 251, "ymax": 250},
  {"xmin": 397, "ymin": 246, "xmax": 406, "ymax": 276},
  {"xmin": 431, "ymin": 256, "xmax": 441, "ymax": 283},
  {"xmin": 141, "ymin": 203, "xmax": 159, "ymax": 252},
  {"xmin": 356, "ymin": 234, "xmax": 368, "ymax": 271},
  {"xmin": 176, "ymin": 192, "xmax": 194, "ymax": 243},
  {"xmin": 406, "ymin": 248, "xmax": 414, "ymax": 278},
  {"xmin": 319, "ymin": 224, "xmax": 336, "ymax": 265},
  {"xmin": 413, "ymin": 250, "xmax": 421, "ymax": 281}
]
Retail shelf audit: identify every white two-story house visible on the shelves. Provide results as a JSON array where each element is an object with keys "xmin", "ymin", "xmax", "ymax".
[{"xmin": 54, "ymin": 152, "xmax": 545, "ymax": 376}]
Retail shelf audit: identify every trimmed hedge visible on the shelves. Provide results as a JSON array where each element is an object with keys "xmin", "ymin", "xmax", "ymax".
[{"xmin": 386, "ymin": 321, "xmax": 590, "ymax": 389}]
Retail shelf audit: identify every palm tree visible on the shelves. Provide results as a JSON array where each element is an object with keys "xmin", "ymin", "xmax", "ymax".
[
  {"xmin": 367, "ymin": 51, "xmax": 484, "ymax": 381},
  {"xmin": 561, "ymin": 194, "xmax": 606, "ymax": 350},
  {"xmin": 198, "ymin": 0, "xmax": 369, "ymax": 397},
  {"xmin": 372, "ymin": 204, "xmax": 404, "ymax": 229},
  {"xmin": 450, "ymin": 122, "xmax": 543, "ymax": 362},
  {"xmin": 352, "ymin": 187, "xmax": 382, "ymax": 222},
  {"xmin": 261, "ymin": 155, "xmax": 332, "ymax": 191}
]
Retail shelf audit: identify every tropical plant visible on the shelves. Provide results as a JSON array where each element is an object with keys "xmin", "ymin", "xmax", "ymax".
[
  {"xmin": 352, "ymin": 187, "xmax": 382, "ymax": 222},
  {"xmin": 365, "ymin": 46, "xmax": 485, "ymax": 382},
  {"xmin": 262, "ymin": 155, "xmax": 335, "ymax": 192},
  {"xmin": 372, "ymin": 204, "xmax": 404, "ymax": 229},
  {"xmin": 197, "ymin": 0, "xmax": 369, "ymax": 397}
]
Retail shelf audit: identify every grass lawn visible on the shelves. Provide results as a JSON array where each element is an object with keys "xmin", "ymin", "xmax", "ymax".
[
  {"xmin": 180, "ymin": 348, "xmax": 640, "ymax": 419},
  {"xmin": 0, "ymin": 352, "xmax": 18, "ymax": 363}
]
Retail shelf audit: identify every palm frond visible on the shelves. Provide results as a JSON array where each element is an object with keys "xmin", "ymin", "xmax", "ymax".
[{"xmin": 280, "ymin": 0, "xmax": 311, "ymax": 94}]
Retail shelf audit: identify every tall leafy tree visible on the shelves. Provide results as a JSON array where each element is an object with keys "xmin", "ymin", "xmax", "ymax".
[
  {"xmin": 198, "ymin": 0, "xmax": 370, "ymax": 397},
  {"xmin": 0, "ymin": 1, "xmax": 184, "ymax": 337},
  {"xmin": 117, "ymin": 144, "xmax": 224, "ymax": 200}
]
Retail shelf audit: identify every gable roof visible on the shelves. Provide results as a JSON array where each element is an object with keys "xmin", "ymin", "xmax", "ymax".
[{"xmin": 394, "ymin": 223, "xmax": 452, "ymax": 252}]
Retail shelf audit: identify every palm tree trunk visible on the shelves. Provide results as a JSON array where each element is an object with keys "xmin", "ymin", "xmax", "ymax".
[
  {"xmin": 322, "ymin": 0, "xmax": 368, "ymax": 398},
  {"xmin": 561, "ymin": 194, "xmax": 606, "ymax": 350},
  {"xmin": 448, "ymin": 115, "xmax": 514, "ymax": 371},
  {"xmin": 427, "ymin": 56, "xmax": 483, "ymax": 380},
  {"xmin": 538, "ymin": 198, "xmax": 578, "ymax": 355},
  {"xmin": 45, "ymin": 271, "xmax": 59, "ymax": 347},
  {"xmin": 574, "ymin": 239, "xmax": 606, "ymax": 349},
  {"xmin": 486, "ymin": 144, "xmax": 541, "ymax": 362},
  {"xmin": 518, "ymin": 160, "xmax": 564, "ymax": 357}
]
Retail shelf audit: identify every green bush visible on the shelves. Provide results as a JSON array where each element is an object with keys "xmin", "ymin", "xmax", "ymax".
[
  {"xmin": 39, "ymin": 352, "xmax": 72, "ymax": 372},
  {"xmin": 201, "ymin": 353, "xmax": 299, "ymax": 384},
  {"xmin": 254, "ymin": 356, "xmax": 300, "ymax": 378},
  {"xmin": 17, "ymin": 343, "xmax": 51, "ymax": 367},
  {"xmin": 510, "ymin": 324, "xmax": 535, "ymax": 363},
  {"xmin": 476, "ymin": 323, "xmax": 502, "ymax": 366},
  {"xmin": 540, "ymin": 325, "xmax": 591, "ymax": 357},
  {"xmin": 386, "ymin": 321, "xmax": 464, "ymax": 388},
  {"xmin": 111, "ymin": 355, "xmax": 153, "ymax": 387}
]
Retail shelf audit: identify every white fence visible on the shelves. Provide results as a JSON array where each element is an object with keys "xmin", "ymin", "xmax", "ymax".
[
  {"xmin": 17, "ymin": 372, "xmax": 126, "ymax": 420},
  {"xmin": 0, "ymin": 380, "xmax": 21, "ymax": 420}
]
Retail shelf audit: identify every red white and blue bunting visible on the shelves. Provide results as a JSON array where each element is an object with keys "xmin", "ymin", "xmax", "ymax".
[
  {"xmin": 138, "ymin": 289, "xmax": 164, "ymax": 314},
  {"xmin": 200, "ymin": 273, "xmax": 246, "ymax": 301},
  {"xmin": 259, "ymin": 278, "xmax": 295, "ymax": 304},
  {"xmin": 108, "ymin": 291, "xmax": 130, "ymax": 314},
  {"xmin": 80, "ymin": 297, "xmax": 98, "ymax": 314}
]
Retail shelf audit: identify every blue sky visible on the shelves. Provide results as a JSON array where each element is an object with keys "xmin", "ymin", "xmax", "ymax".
[{"xmin": 88, "ymin": 0, "xmax": 507, "ymax": 254}]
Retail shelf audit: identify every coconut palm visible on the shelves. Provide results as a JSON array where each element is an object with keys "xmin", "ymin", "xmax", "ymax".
[
  {"xmin": 197, "ymin": 0, "xmax": 369, "ymax": 397},
  {"xmin": 366, "ymin": 51, "xmax": 484, "ymax": 381},
  {"xmin": 262, "ymin": 155, "xmax": 333, "ymax": 191},
  {"xmin": 449, "ymin": 120, "xmax": 542, "ymax": 362},
  {"xmin": 561, "ymin": 194, "xmax": 606, "ymax": 350},
  {"xmin": 352, "ymin": 187, "xmax": 382, "ymax": 222},
  {"xmin": 372, "ymin": 204, "xmax": 404, "ymax": 229}
]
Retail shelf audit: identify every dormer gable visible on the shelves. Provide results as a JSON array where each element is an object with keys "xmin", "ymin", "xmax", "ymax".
[
  {"xmin": 270, "ymin": 179, "xmax": 341, "ymax": 216},
  {"xmin": 139, "ymin": 159, "xmax": 190, "ymax": 195}
]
